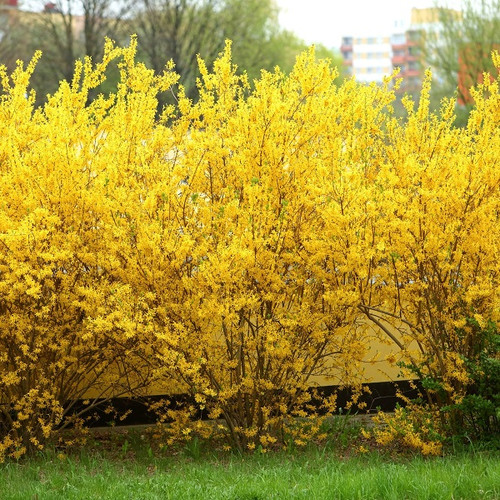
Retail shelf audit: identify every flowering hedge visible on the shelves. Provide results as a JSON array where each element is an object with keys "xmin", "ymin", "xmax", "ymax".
[{"xmin": 0, "ymin": 39, "xmax": 498, "ymax": 458}]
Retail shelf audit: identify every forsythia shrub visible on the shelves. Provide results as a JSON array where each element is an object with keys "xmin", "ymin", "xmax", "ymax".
[
  {"xmin": 107, "ymin": 44, "xmax": 394, "ymax": 451},
  {"xmin": 358, "ymin": 58, "xmax": 500, "ymax": 438},
  {"xmin": 0, "ymin": 39, "xmax": 176, "ymax": 460},
  {"xmin": 0, "ymin": 38, "xmax": 498, "ymax": 457},
  {"xmin": 372, "ymin": 404, "xmax": 445, "ymax": 456}
]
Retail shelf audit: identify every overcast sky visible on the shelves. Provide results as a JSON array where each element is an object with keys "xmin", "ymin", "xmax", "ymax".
[{"xmin": 276, "ymin": 0, "xmax": 463, "ymax": 49}]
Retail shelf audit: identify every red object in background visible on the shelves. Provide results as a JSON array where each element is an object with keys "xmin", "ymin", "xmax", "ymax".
[
  {"xmin": 43, "ymin": 2, "xmax": 60, "ymax": 12},
  {"xmin": 458, "ymin": 43, "xmax": 499, "ymax": 105}
]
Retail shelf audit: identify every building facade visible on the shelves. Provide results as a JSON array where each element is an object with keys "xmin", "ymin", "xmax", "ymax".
[
  {"xmin": 341, "ymin": 35, "xmax": 393, "ymax": 83},
  {"xmin": 340, "ymin": 8, "xmax": 459, "ymax": 93}
]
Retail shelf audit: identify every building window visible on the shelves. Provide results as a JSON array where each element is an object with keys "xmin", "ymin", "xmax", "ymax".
[{"xmin": 391, "ymin": 33, "xmax": 406, "ymax": 45}]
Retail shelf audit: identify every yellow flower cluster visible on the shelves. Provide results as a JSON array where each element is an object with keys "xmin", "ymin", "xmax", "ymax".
[{"xmin": 372, "ymin": 406, "xmax": 444, "ymax": 456}]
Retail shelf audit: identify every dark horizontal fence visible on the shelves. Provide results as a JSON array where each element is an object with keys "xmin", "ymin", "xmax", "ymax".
[{"xmin": 62, "ymin": 380, "xmax": 422, "ymax": 428}]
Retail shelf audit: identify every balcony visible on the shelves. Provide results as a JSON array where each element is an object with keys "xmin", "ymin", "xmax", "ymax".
[
  {"xmin": 392, "ymin": 55, "xmax": 406, "ymax": 65},
  {"xmin": 391, "ymin": 43, "xmax": 408, "ymax": 52},
  {"xmin": 404, "ymin": 69, "xmax": 420, "ymax": 77}
]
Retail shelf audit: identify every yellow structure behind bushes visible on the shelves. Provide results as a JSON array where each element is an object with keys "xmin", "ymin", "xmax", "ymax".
[{"xmin": 0, "ymin": 38, "xmax": 498, "ymax": 458}]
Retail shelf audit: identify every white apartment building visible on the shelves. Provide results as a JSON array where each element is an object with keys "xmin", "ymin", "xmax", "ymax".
[
  {"xmin": 341, "ymin": 35, "xmax": 393, "ymax": 83},
  {"xmin": 341, "ymin": 8, "xmax": 460, "ymax": 86}
]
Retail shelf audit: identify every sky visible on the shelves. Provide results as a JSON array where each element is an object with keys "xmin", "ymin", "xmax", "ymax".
[{"xmin": 276, "ymin": 0, "xmax": 463, "ymax": 49}]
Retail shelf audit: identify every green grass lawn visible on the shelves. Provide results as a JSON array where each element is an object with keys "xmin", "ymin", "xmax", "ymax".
[{"xmin": 1, "ymin": 444, "xmax": 498, "ymax": 500}]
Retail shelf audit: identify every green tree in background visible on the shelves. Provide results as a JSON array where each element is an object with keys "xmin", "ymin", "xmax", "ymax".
[
  {"xmin": 9, "ymin": 0, "xmax": 132, "ymax": 102},
  {"xmin": 0, "ymin": 0, "xmax": 343, "ymax": 104},
  {"xmin": 133, "ymin": 0, "xmax": 222, "ymax": 98},
  {"xmin": 0, "ymin": 5, "xmax": 22, "ymax": 71},
  {"xmin": 424, "ymin": 0, "xmax": 500, "ymax": 125},
  {"xmin": 219, "ymin": 0, "xmax": 339, "ymax": 81},
  {"xmin": 134, "ymin": 0, "xmax": 342, "ymax": 99}
]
